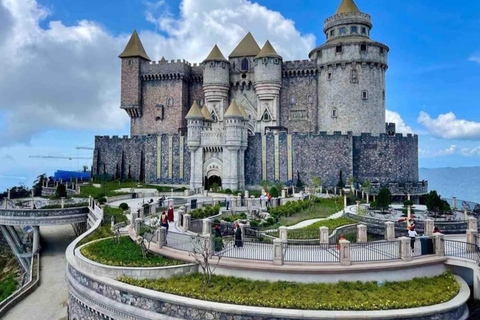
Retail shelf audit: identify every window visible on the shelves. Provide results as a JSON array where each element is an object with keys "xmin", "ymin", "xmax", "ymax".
[
  {"xmin": 339, "ymin": 27, "xmax": 346, "ymax": 35},
  {"xmin": 262, "ymin": 111, "xmax": 271, "ymax": 121},
  {"xmin": 274, "ymin": 58, "xmax": 279, "ymax": 64},
  {"xmin": 361, "ymin": 27, "xmax": 367, "ymax": 35},
  {"xmin": 330, "ymin": 30, "xmax": 335, "ymax": 37},
  {"xmin": 332, "ymin": 109, "xmax": 338, "ymax": 118},
  {"xmin": 199, "ymin": 99, "xmax": 204, "ymax": 106},
  {"xmin": 290, "ymin": 96, "xmax": 296, "ymax": 105},
  {"xmin": 327, "ymin": 72, "xmax": 332, "ymax": 80},
  {"xmin": 351, "ymin": 69, "xmax": 358, "ymax": 83},
  {"xmin": 362, "ymin": 90, "xmax": 368, "ymax": 100},
  {"xmin": 351, "ymin": 26, "xmax": 358, "ymax": 34},
  {"xmin": 211, "ymin": 111, "xmax": 218, "ymax": 122},
  {"xmin": 127, "ymin": 59, "xmax": 132, "ymax": 66},
  {"xmin": 167, "ymin": 97, "xmax": 174, "ymax": 107},
  {"xmin": 360, "ymin": 44, "xmax": 367, "ymax": 52},
  {"xmin": 155, "ymin": 104, "xmax": 165, "ymax": 121},
  {"xmin": 241, "ymin": 58, "xmax": 249, "ymax": 71},
  {"xmin": 263, "ymin": 57, "xmax": 268, "ymax": 64},
  {"xmin": 380, "ymin": 47, "xmax": 385, "ymax": 55},
  {"xmin": 232, "ymin": 62, "xmax": 236, "ymax": 69},
  {"xmin": 336, "ymin": 45, "xmax": 342, "ymax": 53},
  {"xmin": 383, "ymin": 90, "xmax": 386, "ymax": 100}
]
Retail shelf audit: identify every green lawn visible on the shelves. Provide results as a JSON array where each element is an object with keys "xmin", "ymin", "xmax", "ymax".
[
  {"xmin": 119, "ymin": 272, "xmax": 459, "ymax": 311},
  {"xmin": 266, "ymin": 217, "xmax": 356, "ymax": 239},
  {"xmin": 77, "ymin": 205, "xmax": 127, "ymax": 246},
  {"xmin": 278, "ymin": 197, "xmax": 342, "ymax": 226},
  {"xmin": 81, "ymin": 236, "xmax": 183, "ymax": 267}
]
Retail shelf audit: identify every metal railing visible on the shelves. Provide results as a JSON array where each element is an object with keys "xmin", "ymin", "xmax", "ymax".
[
  {"xmin": 166, "ymin": 232, "xmax": 196, "ymax": 252},
  {"xmin": 216, "ymin": 239, "xmax": 273, "ymax": 261},
  {"xmin": 350, "ymin": 240, "xmax": 401, "ymax": 262},
  {"xmin": 188, "ymin": 219, "xmax": 203, "ymax": 234},
  {"xmin": 444, "ymin": 239, "xmax": 480, "ymax": 263},
  {"xmin": 283, "ymin": 242, "xmax": 339, "ymax": 263}
]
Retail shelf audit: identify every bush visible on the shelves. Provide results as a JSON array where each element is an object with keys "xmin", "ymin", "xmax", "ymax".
[
  {"xmin": 249, "ymin": 220, "xmax": 260, "ymax": 228},
  {"xmin": 98, "ymin": 197, "xmax": 107, "ymax": 205},
  {"xmin": 190, "ymin": 204, "xmax": 220, "ymax": 219},
  {"xmin": 55, "ymin": 184, "xmax": 67, "ymax": 198},
  {"xmin": 119, "ymin": 203, "xmax": 129, "ymax": 211},
  {"xmin": 370, "ymin": 201, "xmax": 377, "ymax": 209},
  {"xmin": 269, "ymin": 187, "xmax": 279, "ymax": 198},
  {"xmin": 211, "ymin": 183, "xmax": 219, "ymax": 192},
  {"xmin": 224, "ymin": 188, "xmax": 232, "ymax": 194}
]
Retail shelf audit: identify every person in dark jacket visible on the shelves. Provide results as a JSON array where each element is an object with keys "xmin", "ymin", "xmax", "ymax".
[
  {"xmin": 234, "ymin": 223, "xmax": 243, "ymax": 248},
  {"xmin": 167, "ymin": 205, "xmax": 174, "ymax": 222},
  {"xmin": 213, "ymin": 224, "xmax": 224, "ymax": 251},
  {"xmin": 160, "ymin": 211, "xmax": 169, "ymax": 237}
]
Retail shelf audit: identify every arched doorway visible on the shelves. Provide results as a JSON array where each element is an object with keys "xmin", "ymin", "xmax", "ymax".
[
  {"xmin": 206, "ymin": 175, "xmax": 222, "ymax": 191},
  {"xmin": 204, "ymin": 158, "xmax": 223, "ymax": 191}
]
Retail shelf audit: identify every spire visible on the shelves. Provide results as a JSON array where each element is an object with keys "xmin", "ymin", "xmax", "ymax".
[
  {"xmin": 201, "ymin": 105, "xmax": 214, "ymax": 122},
  {"xmin": 237, "ymin": 104, "xmax": 249, "ymax": 120},
  {"xmin": 255, "ymin": 40, "xmax": 281, "ymax": 59},
  {"xmin": 335, "ymin": 0, "xmax": 360, "ymax": 15},
  {"xmin": 119, "ymin": 30, "xmax": 151, "ymax": 61},
  {"xmin": 185, "ymin": 101, "xmax": 204, "ymax": 120},
  {"xmin": 229, "ymin": 32, "xmax": 261, "ymax": 58},
  {"xmin": 204, "ymin": 45, "xmax": 227, "ymax": 62},
  {"xmin": 224, "ymin": 101, "xmax": 244, "ymax": 118},
  {"xmin": 160, "ymin": 56, "xmax": 167, "ymax": 64}
]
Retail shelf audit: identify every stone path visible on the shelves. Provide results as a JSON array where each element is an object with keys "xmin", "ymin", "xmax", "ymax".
[
  {"xmin": 3, "ymin": 225, "xmax": 75, "ymax": 320},
  {"xmin": 285, "ymin": 209, "xmax": 345, "ymax": 230}
]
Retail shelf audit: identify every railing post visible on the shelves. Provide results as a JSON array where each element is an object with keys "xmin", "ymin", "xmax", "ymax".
[
  {"xmin": 319, "ymin": 227, "xmax": 329, "ymax": 244},
  {"xmin": 135, "ymin": 218, "xmax": 143, "ymax": 235},
  {"xmin": 356, "ymin": 201, "xmax": 361, "ymax": 213},
  {"xmin": 468, "ymin": 217, "xmax": 478, "ymax": 230},
  {"xmin": 202, "ymin": 219, "xmax": 212, "ymax": 236},
  {"xmin": 400, "ymin": 237, "xmax": 412, "ymax": 261},
  {"xmin": 157, "ymin": 227, "xmax": 167, "ymax": 249},
  {"xmin": 339, "ymin": 239, "xmax": 351, "ymax": 266},
  {"xmin": 452, "ymin": 197, "xmax": 457, "ymax": 210},
  {"xmin": 433, "ymin": 233, "xmax": 445, "ymax": 256},
  {"xmin": 464, "ymin": 208, "xmax": 469, "ymax": 221},
  {"xmin": 343, "ymin": 194, "xmax": 347, "ymax": 211},
  {"xmin": 183, "ymin": 214, "xmax": 191, "ymax": 232},
  {"xmin": 279, "ymin": 226, "xmax": 288, "ymax": 243},
  {"xmin": 424, "ymin": 219, "xmax": 434, "ymax": 236},
  {"xmin": 239, "ymin": 223, "xmax": 245, "ymax": 241},
  {"xmin": 385, "ymin": 221, "xmax": 395, "ymax": 241},
  {"xmin": 273, "ymin": 239, "xmax": 284, "ymax": 266},
  {"xmin": 357, "ymin": 224, "xmax": 367, "ymax": 243},
  {"xmin": 139, "ymin": 207, "xmax": 145, "ymax": 219},
  {"xmin": 61, "ymin": 197, "xmax": 65, "ymax": 209},
  {"xmin": 247, "ymin": 198, "xmax": 252, "ymax": 214},
  {"xmin": 201, "ymin": 235, "xmax": 213, "ymax": 256},
  {"xmin": 467, "ymin": 229, "xmax": 478, "ymax": 253}
]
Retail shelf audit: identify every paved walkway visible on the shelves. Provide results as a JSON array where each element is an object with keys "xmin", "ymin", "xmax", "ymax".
[
  {"xmin": 285, "ymin": 209, "xmax": 345, "ymax": 229},
  {"xmin": 3, "ymin": 225, "xmax": 76, "ymax": 320}
]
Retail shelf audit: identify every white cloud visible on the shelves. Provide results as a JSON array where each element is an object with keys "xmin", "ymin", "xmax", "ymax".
[
  {"xmin": 417, "ymin": 111, "xmax": 480, "ymax": 140},
  {"xmin": 435, "ymin": 145, "xmax": 457, "ymax": 156},
  {"xmin": 385, "ymin": 110, "xmax": 413, "ymax": 134},
  {"xmin": 469, "ymin": 52, "xmax": 480, "ymax": 64},
  {"xmin": 461, "ymin": 146, "xmax": 480, "ymax": 157},
  {"xmin": 0, "ymin": 0, "xmax": 316, "ymax": 146}
]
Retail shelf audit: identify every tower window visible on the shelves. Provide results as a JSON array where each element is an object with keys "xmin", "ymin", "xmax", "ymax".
[
  {"xmin": 262, "ymin": 112, "xmax": 271, "ymax": 121},
  {"xmin": 127, "ymin": 59, "xmax": 132, "ymax": 66},
  {"xmin": 380, "ymin": 47, "xmax": 385, "ymax": 55},
  {"xmin": 241, "ymin": 58, "xmax": 249, "ymax": 71},
  {"xmin": 360, "ymin": 44, "xmax": 367, "ymax": 52},
  {"xmin": 351, "ymin": 69, "xmax": 358, "ymax": 83},
  {"xmin": 330, "ymin": 30, "xmax": 335, "ymax": 37},
  {"xmin": 361, "ymin": 27, "xmax": 367, "ymax": 35},
  {"xmin": 167, "ymin": 97, "xmax": 174, "ymax": 107},
  {"xmin": 274, "ymin": 58, "xmax": 279, "ymax": 64},
  {"xmin": 332, "ymin": 109, "xmax": 338, "ymax": 118},
  {"xmin": 263, "ymin": 57, "xmax": 268, "ymax": 64},
  {"xmin": 351, "ymin": 26, "xmax": 358, "ymax": 34},
  {"xmin": 327, "ymin": 72, "xmax": 333, "ymax": 80},
  {"xmin": 362, "ymin": 90, "xmax": 368, "ymax": 100},
  {"xmin": 211, "ymin": 111, "xmax": 218, "ymax": 122},
  {"xmin": 336, "ymin": 45, "xmax": 342, "ymax": 53},
  {"xmin": 383, "ymin": 90, "xmax": 386, "ymax": 100},
  {"xmin": 339, "ymin": 27, "xmax": 346, "ymax": 35}
]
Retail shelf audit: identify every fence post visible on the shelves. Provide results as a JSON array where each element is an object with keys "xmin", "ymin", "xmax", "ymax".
[
  {"xmin": 240, "ymin": 223, "xmax": 245, "ymax": 241},
  {"xmin": 399, "ymin": 237, "xmax": 412, "ymax": 261},
  {"xmin": 183, "ymin": 214, "xmax": 191, "ymax": 232},
  {"xmin": 468, "ymin": 217, "xmax": 478, "ymax": 230},
  {"xmin": 202, "ymin": 219, "xmax": 212, "ymax": 236},
  {"xmin": 201, "ymin": 235, "xmax": 213, "ymax": 256},
  {"xmin": 247, "ymin": 198, "xmax": 252, "ymax": 214},
  {"xmin": 339, "ymin": 239, "xmax": 351, "ymax": 266},
  {"xmin": 385, "ymin": 222, "xmax": 395, "ymax": 241},
  {"xmin": 279, "ymin": 226, "xmax": 288, "ymax": 243},
  {"xmin": 157, "ymin": 227, "xmax": 167, "ymax": 249},
  {"xmin": 433, "ymin": 233, "xmax": 445, "ymax": 256},
  {"xmin": 424, "ymin": 219, "xmax": 434, "ymax": 236},
  {"xmin": 464, "ymin": 208, "xmax": 469, "ymax": 221},
  {"xmin": 135, "ymin": 218, "xmax": 143, "ymax": 235},
  {"xmin": 467, "ymin": 229, "xmax": 478, "ymax": 253},
  {"xmin": 273, "ymin": 239, "xmax": 284, "ymax": 266},
  {"xmin": 319, "ymin": 227, "xmax": 329, "ymax": 244},
  {"xmin": 452, "ymin": 197, "xmax": 457, "ymax": 210},
  {"xmin": 343, "ymin": 194, "xmax": 347, "ymax": 211},
  {"xmin": 357, "ymin": 224, "xmax": 367, "ymax": 243}
]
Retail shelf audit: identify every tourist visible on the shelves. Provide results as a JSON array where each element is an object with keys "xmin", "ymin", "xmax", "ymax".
[
  {"xmin": 226, "ymin": 193, "xmax": 231, "ymax": 210},
  {"xmin": 408, "ymin": 225, "xmax": 417, "ymax": 252},
  {"xmin": 213, "ymin": 224, "xmax": 224, "ymax": 251},
  {"xmin": 234, "ymin": 223, "xmax": 243, "ymax": 248},
  {"xmin": 167, "ymin": 204, "xmax": 174, "ymax": 222},
  {"xmin": 433, "ymin": 227, "xmax": 440, "ymax": 233},
  {"xmin": 160, "ymin": 211, "xmax": 169, "ymax": 237},
  {"xmin": 267, "ymin": 193, "xmax": 272, "ymax": 207}
]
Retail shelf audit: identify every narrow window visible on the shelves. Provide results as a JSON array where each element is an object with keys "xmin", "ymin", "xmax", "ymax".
[
  {"xmin": 327, "ymin": 72, "xmax": 333, "ymax": 80},
  {"xmin": 263, "ymin": 57, "xmax": 268, "ymax": 64},
  {"xmin": 167, "ymin": 97, "xmax": 174, "ymax": 107},
  {"xmin": 351, "ymin": 26, "xmax": 358, "ymax": 34},
  {"xmin": 351, "ymin": 69, "xmax": 358, "ymax": 82},
  {"xmin": 362, "ymin": 90, "xmax": 368, "ymax": 100},
  {"xmin": 330, "ymin": 30, "xmax": 335, "ymax": 37},
  {"xmin": 127, "ymin": 59, "xmax": 132, "ymax": 66},
  {"xmin": 241, "ymin": 58, "xmax": 249, "ymax": 71},
  {"xmin": 361, "ymin": 27, "xmax": 367, "ymax": 35},
  {"xmin": 380, "ymin": 47, "xmax": 385, "ymax": 55},
  {"xmin": 360, "ymin": 44, "xmax": 367, "ymax": 52},
  {"xmin": 199, "ymin": 99, "xmax": 204, "ymax": 106},
  {"xmin": 336, "ymin": 45, "xmax": 342, "ymax": 53},
  {"xmin": 339, "ymin": 27, "xmax": 346, "ymax": 35},
  {"xmin": 383, "ymin": 90, "xmax": 386, "ymax": 100},
  {"xmin": 332, "ymin": 109, "xmax": 338, "ymax": 118},
  {"xmin": 211, "ymin": 111, "xmax": 218, "ymax": 122},
  {"xmin": 308, "ymin": 95, "xmax": 313, "ymax": 103},
  {"xmin": 263, "ymin": 111, "xmax": 271, "ymax": 121}
]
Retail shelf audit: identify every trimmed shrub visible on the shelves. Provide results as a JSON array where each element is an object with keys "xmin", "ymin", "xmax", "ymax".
[
  {"xmin": 119, "ymin": 203, "xmax": 129, "ymax": 211},
  {"xmin": 269, "ymin": 187, "xmax": 279, "ymax": 198},
  {"xmin": 224, "ymin": 188, "xmax": 232, "ymax": 194}
]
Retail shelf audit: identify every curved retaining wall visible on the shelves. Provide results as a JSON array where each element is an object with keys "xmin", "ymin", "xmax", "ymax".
[{"xmin": 0, "ymin": 207, "xmax": 88, "ymax": 226}]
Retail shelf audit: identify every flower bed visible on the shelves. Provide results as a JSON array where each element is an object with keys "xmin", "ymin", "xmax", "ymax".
[
  {"xmin": 80, "ymin": 237, "xmax": 183, "ymax": 267},
  {"xmin": 119, "ymin": 272, "xmax": 459, "ymax": 311}
]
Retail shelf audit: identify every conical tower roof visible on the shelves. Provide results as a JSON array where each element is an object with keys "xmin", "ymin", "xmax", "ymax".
[
  {"xmin": 335, "ymin": 0, "xmax": 360, "ymax": 15},
  {"xmin": 229, "ymin": 32, "xmax": 261, "ymax": 58},
  {"xmin": 119, "ymin": 30, "xmax": 151, "ymax": 61},
  {"xmin": 224, "ymin": 101, "xmax": 244, "ymax": 118},
  {"xmin": 255, "ymin": 40, "xmax": 282, "ymax": 59},
  {"xmin": 160, "ymin": 56, "xmax": 167, "ymax": 64},
  {"xmin": 237, "ymin": 104, "xmax": 249, "ymax": 120},
  {"xmin": 185, "ymin": 101, "xmax": 204, "ymax": 120},
  {"xmin": 204, "ymin": 45, "xmax": 227, "ymax": 62},
  {"xmin": 201, "ymin": 105, "xmax": 214, "ymax": 122}
]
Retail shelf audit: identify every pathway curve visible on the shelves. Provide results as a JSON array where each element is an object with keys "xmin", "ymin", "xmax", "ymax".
[
  {"xmin": 3, "ymin": 225, "xmax": 76, "ymax": 320},
  {"xmin": 285, "ymin": 209, "xmax": 345, "ymax": 230}
]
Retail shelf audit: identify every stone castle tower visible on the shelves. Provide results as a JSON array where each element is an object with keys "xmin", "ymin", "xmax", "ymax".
[{"xmin": 95, "ymin": 0, "xmax": 422, "ymax": 193}]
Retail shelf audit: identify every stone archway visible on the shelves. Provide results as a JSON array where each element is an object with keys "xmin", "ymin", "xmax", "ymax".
[{"xmin": 204, "ymin": 158, "xmax": 223, "ymax": 191}]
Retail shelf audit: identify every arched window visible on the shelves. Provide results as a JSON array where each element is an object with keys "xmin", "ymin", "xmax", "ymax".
[
  {"xmin": 351, "ymin": 69, "xmax": 358, "ymax": 83},
  {"xmin": 167, "ymin": 97, "xmax": 174, "ymax": 107},
  {"xmin": 241, "ymin": 58, "xmax": 249, "ymax": 71},
  {"xmin": 262, "ymin": 111, "xmax": 271, "ymax": 121},
  {"xmin": 211, "ymin": 111, "xmax": 218, "ymax": 122}
]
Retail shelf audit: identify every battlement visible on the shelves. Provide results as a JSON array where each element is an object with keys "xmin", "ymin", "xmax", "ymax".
[
  {"xmin": 283, "ymin": 60, "xmax": 317, "ymax": 69},
  {"xmin": 141, "ymin": 59, "xmax": 194, "ymax": 77},
  {"xmin": 324, "ymin": 12, "xmax": 372, "ymax": 31}
]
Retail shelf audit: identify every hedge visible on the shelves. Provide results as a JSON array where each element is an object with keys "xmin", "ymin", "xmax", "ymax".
[{"xmin": 190, "ymin": 204, "xmax": 220, "ymax": 219}]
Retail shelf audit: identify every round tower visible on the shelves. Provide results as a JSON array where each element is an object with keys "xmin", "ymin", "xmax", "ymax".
[
  {"xmin": 186, "ymin": 101, "xmax": 205, "ymax": 189},
  {"xmin": 254, "ymin": 41, "xmax": 283, "ymax": 133},
  {"xmin": 203, "ymin": 45, "xmax": 230, "ymax": 122},
  {"xmin": 223, "ymin": 101, "xmax": 245, "ymax": 190},
  {"xmin": 309, "ymin": 0, "xmax": 388, "ymax": 135}
]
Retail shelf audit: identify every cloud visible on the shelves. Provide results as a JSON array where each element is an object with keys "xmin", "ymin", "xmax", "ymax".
[
  {"xmin": 469, "ymin": 52, "xmax": 480, "ymax": 64},
  {"xmin": 386, "ymin": 110, "xmax": 413, "ymax": 134},
  {"xmin": 435, "ymin": 145, "xmax": 457, "ymax": 156},
  {"xmin": 0, "ymin": 0, "xmax": 316, "ymax": 146},
  {"xmin": 461, "ymin": 146, "xmax": 480, "ymax": 157},
  {"xmin": 1, "ymin": 154, "xmax": 14, "ymax": 161},
  {"xmin": 417, "ymin": 111, "xmax": 480, "ymax": 140}
]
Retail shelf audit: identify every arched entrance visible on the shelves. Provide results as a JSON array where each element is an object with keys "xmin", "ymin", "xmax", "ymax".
[
  {"xmin": 206, "ymin": 175, "xmax": 222, "ymax": 191},
  {"xmin": 204, "ymin": 158, "xmax": 223, "ymax": 191}
]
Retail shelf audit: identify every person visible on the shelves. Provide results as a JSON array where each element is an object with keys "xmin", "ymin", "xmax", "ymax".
[
  {"xmin": 160, "ymin": 211, "xmax": 169, "ymax": 237},
  {"xmin": 433, "ymin": 227, "xmax": 440, "ymax": 233},
  {"xmin": 167, "ymin": 205, "xmax": 174, "ymax": 222},
  {"xmin": 234, "ymin": 223, "xmax": 243, "ymax": 248},
  {"xmin": 226, "ymin": 194, "xmax": 231, "ymax": 210},
  {"xmin": 158, "ymin": 197, "xmax": 163, "ymax": 208},
  {"xmin": 408, "ymin": 225, "xmax": 417, "ymax": 252},
  {"xmin": 213, "ymin": 224, "xmax": 224, "ymax": 251},
  {"xmin": 267, "ymin": 193, "xmax": 272, "ymax": 207}
]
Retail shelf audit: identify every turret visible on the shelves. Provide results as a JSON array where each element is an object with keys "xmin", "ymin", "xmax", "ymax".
[
  {"xmin": 223, "ymin": 101, "xmax": 246, "ymax": 190},
  {"xmin": 254, "ymin": 41, "xmax": 282, "ymax": 132},
  {"xmin": 185, "ymin": 101, "xmax": 204, "ymax": 151},
  {"xmin": 310, "ymin": 0, "xmax": 388, "ymax": 135},
  {"xmin": 119, "ymin": 30, "xmax": 150, "ymax": 121},
  {"xmin": 203, "ymin": 45, "xmax": 230, "ymax": 123}
]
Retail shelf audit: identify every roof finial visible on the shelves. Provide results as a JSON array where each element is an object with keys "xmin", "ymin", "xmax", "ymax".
[{"xmin": 204, "ymin": 45, "xmax": 227, "ymax": 62}]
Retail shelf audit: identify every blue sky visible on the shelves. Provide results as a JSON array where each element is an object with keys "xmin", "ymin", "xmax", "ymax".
[{"xmin": 0, "ymin": 0, "xmax": 479, "ymax": 191}]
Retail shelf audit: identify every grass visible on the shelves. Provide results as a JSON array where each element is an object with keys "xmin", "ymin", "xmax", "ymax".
[
  {"xmin": 278, "ymin": 197, "xmax": 342, "ymax": 226},
  {"xmin": 0, "ymin": 275, "xmax": 17, "ymax": 302},
  {"xmin": 81, "ymin": 236, "xmax": 183, "ymax": 267},
  {"xmin": 267, "ymin": 217, "xmax": 356, "ymax": 239},
  {"xmin": 0, "ymin": 248, "xmax": 19, "ymax": 303},
  {"xmin": 77, "ymin": 205, "xmax": 127, "ymax": 246},
  {"xmin": 119, "ymin": 272, "xmax": 459, "ymax": 311},
  {"xmin": 73, "ymin": 181, "xmax": 139, "ymax": 198}
]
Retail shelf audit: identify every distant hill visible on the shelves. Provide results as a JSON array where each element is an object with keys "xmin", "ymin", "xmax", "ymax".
[{"xmin": 420, "ymin": 167, "xmax": 480, "ymax": 203}]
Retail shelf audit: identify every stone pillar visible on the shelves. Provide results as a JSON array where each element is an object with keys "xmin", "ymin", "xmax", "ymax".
[
  {"xmin": 339, "ymin": 239, "xmax": 351, "ymax": 266},
  {"xmin": 157, "ymin": 227, "xmax": 167, "ymax": 248},
  {"xmin": 467, "ymin": 229, "xmax": 478, "ymax": 252},
  {"xmin": 32, "ymin": 226, "xmax": 40, "ymax": 254},
  {"xmin": 319, "ymin": 227, "xmax": 329, "ymax": 244},
  {"xmin": 373, "ymin": 195, "xmax": 376, "ymax": 202},
  {"xmin": 281, "ymin": 189, "xmax": 286, "ymax": 198},
  {"xmin": 356, "ymin": 201, "xmax": 361, "ymax": 213},
  {"xmin": 407, "ymin": 193, "xmax": 411, "ymax": 201},
  {"xmin": 407, "ymin": 205, "xmax": 412, "ymax": 225},
  {"xmin": 334, "ymin": 187, "xmax": 337, "ymax": 195},
  {"xmin": 424, "ymin": 219, "xmax": 434, "ymax": 236},
  {"xmin": 183, "ymin": 214, "xmax": 191, "ymax": 232},
  {"xmin": 279, "ymin": 226, "xmax": 288, "ymax": 243},
  {"xmin": 468, "ymin": 217, "xmax": 478, "ymax": 230},
  {"xmin": 385, "ymin": 222, "xmax": 395, "ymax": 241},
  {"xmin": 201, "ymin": 235, "xmax": 213, "ymax": 256},
  {"xmin": 357, "ymin": 224, "xmax": 367, "ymax": 243},
  {"xmin": 326, "ymin": 189, "xmax": 329, "ymax": 196},
  {"xmin": 135, "ymin": 218, "xmax": 143, "ymax": 235},
  {"xmin": 400, "ymin": 237, "xmax": 412, "ymax": 261},
  {"xmin": 61, "ymin": 197, "xmax": 65, "ymax": 209},
  {"xmin": 239, "ymin": 224, "xmax": 245, "ymax": 241},
  {"xmin": 464, "ymin": 208, "xmax": 469, "ymax": 221},
  {"xmin": 343, "ymin": 194, "xmax": 347, "ymax": 211},
  {"xmin": 452, "ymin": 197, "xmax": 457, "ymax": 210},
  {"xmin": 244, "ymin": 190, "xmax": 249, "ymax": 199},
  {"xmin": 230, "ymin": 197, "xmax": 236, "ymax": 211},
  {"xmin": 7, "ymin": 189, "xmax": 11, "ymax": 200},
  {"xmin": 273, "ymin": 239, "xmax": 284, "ymax": 266},
  {"xmin": 247, "ymin": 198, "xmax": 252, "ymax": 213},
  {"xmin": 88, "ymin": 196, "xmax": 92, "ymax": 208},
  {"xmin": 433, "ymin": 233, "xmax": 445, "ymax": 256},
  {"xmin": 202, "ymin": 219, "xmax": 212, "ymax": 236}
]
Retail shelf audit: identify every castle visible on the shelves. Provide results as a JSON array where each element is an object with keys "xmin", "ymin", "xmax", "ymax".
[{"xmin": 93, "ymin": 0, "xmax": 423, "ymax": 194}]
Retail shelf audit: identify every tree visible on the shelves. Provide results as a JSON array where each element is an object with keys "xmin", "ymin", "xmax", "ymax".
[
  {"xmin": 337, "ymin": 170, "xmax": 345, "ymax": 189},
  {"xmin": 269, "ymin": 186, "xmax": 279, "ymax": 198},
  {"xmin": 136, "ymin": 217, "xmax": 159, "ymax": 258},
  {"xmin": 55, "ymin": 184, "xmax": 67, "ymax": 198},
  {"xmin": 426, "ymin": 190, "xmax": 450, "ymax": 219},
  {"xmin": 311, "ymin": 177, "xmax": 322, "ymax": 192},
  {"xmin": 260, "ymin": 180, "xmax": 271, "ymax": 192},
  {"xmin": 189, "ymin": 236, "xmax": 222, "ymax": 293},
  {"xmin": 32, "ymin": 174, "xmax": 46, "ymax": 197},
  {"xmin": 83, "ymin": 165, "xmax": 89, "ymax": 173},
  {"xmin": 377, "ymin": 187, "xmax": 392, "ymax": 213}
]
